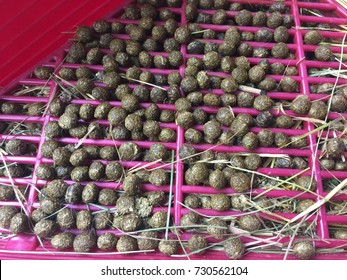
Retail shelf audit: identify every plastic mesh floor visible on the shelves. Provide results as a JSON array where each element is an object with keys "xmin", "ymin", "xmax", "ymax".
[{"xmin": 1, "ymin": 0, "xmax": 347, "ymax": 260}]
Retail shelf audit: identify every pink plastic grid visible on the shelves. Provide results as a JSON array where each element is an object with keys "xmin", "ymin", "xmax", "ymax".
[{"xmin": 0, "ymin": 0, "xmax": 347, "ymax": 259}]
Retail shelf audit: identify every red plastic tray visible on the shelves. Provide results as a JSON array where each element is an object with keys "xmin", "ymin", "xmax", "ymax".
[{"xmin": 0, "ymin": 0, "xmax": 126, "ymax": 88}]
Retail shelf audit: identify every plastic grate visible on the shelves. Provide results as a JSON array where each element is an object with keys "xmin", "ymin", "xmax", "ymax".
[{"xmin": 0, "ymin": 0, "xmax": 347, "ymax": 259}]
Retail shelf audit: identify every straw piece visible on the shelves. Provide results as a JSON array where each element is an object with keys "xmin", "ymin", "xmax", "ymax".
[
  {"xmin": 254, "ymin": 167, "xmax": 310, "ymax": 199},
  {"xmin": 298, "ymin": 26, "xmax": 347, "ymax": 33},
  {"xmin": 243, "ymin": 200, "xmax": 290, "ymax": 222},
  {"xmin": 54, "ymin": 74, "xmax": 89, "ymax": 99},
  {"xmin": 13, "ymin": 86, "xmax": 50, "ymax": 97},
  {"xmin": 230, "ymin": 226, "xmax": 283, "ymax": 248},
  {"xmin": 220, "ymin": 164, "xmax": 319, "ymax": 198},
  {"xmin": 120, "ymin": 74, "xmax": 166, "ymax": 91},
  {"xmin": 280, "ymin": 119, "xmax": 341, "ymax": 148},
  {"xmin": 172, "ymin": 227, "xmax": 190, "ymax": 260},
  {"xmin": 283, "ymin": 214, "xmax": 309, "ymax": 260},
  {"xmin": 74, "ymin": 126, "xmax": 96, "ymax": 149},
  {"xmin": 337, "ymin": 0, "xmax": 347, "ymax": 13},
  {"xmin": 289, "ymin": 178, "xmax": 347, "ymax": 224},
  {"xmin": 43, "ymin": 205, "xmax": 69, "ymax": 220},
  {"xmin": 42, "ymin": 87, "xmax": 57, "ymax": 117},
  {"xmin": 128, "ymin": 159, "xmax": 162, "ymax": 173},
  {"xmin": 191, "ymin": 29, "xmax": 211, "ymax": 35},
  {"xmin": 165, "ymin": 151, "xmax": 175, "ymax": 240},
  {"xmin": 292, "ymin": 116, "xmax": 325, "ymax": 125},
  {"xmin": 238, "ymin": 85, "xmax": 265, "ymax": 95}
]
